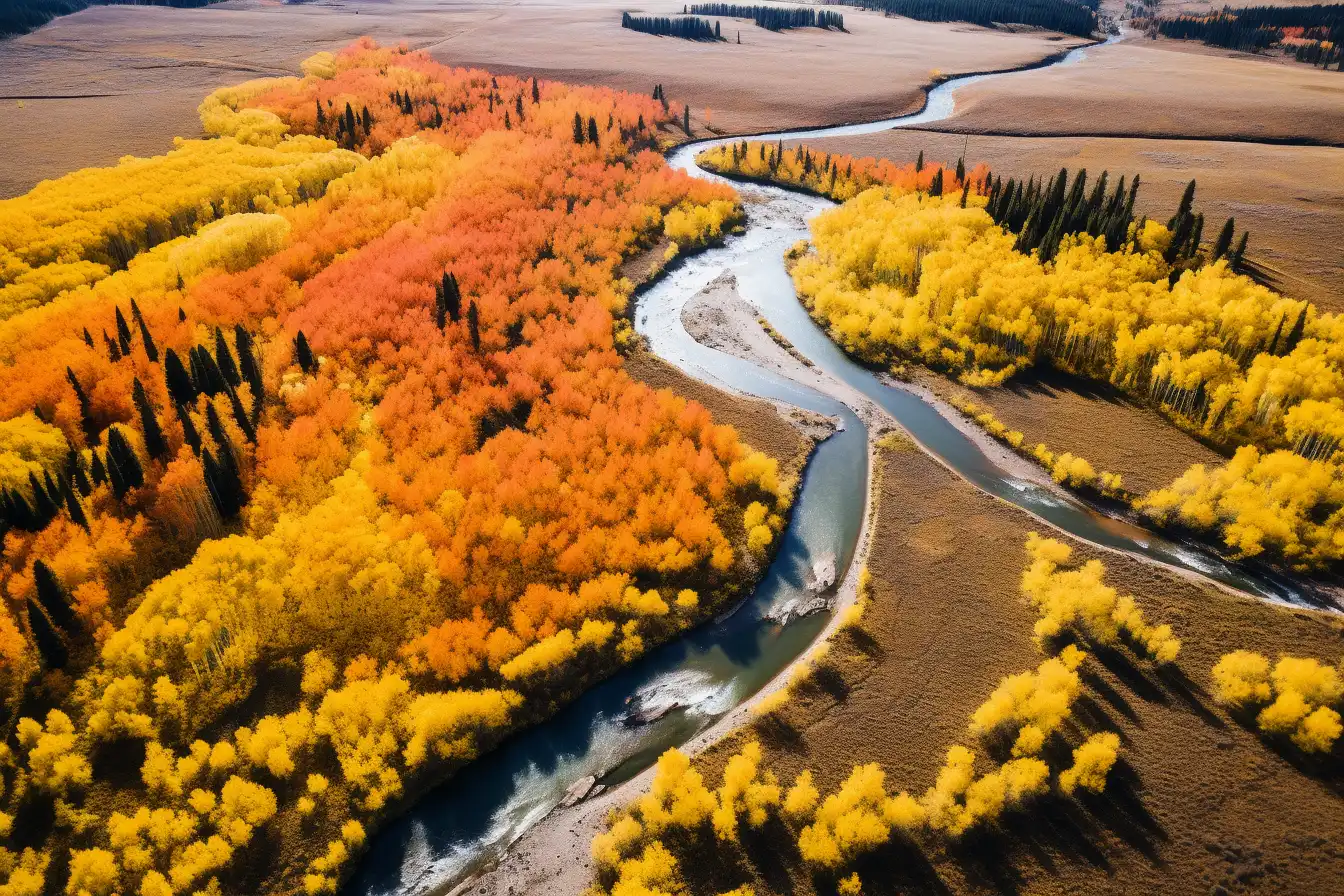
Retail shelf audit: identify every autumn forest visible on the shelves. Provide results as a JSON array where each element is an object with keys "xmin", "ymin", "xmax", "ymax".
[{"xmin": 3, "ymin": 5, "xmax": 1344, "ymax": 896}]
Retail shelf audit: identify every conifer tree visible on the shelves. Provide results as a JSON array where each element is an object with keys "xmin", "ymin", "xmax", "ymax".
[
  {"xmin": 930, "ymin": 169, "xmax": 944, "ymax": 197},
  {"xmin": 132, "ymin": 377, "xmax": 168, "ymax": 461},
  {"xmin": 226, "ymin": 385, "xmax": 257, "ymax": 444},
  {"xmin": 1212, "ymin": 217, "xmax": 1236, "ymax": 259},
  {"xmin": 164, "ymin": 349, "xmax": 196, "ymax": 406},
  {"xmin": 588, "ymin": 116, "xmax": 600, "ymax": 146},
  {"xmin": 27, "ymin": 599, "xmax": 67, "ymax": 669},
  {"xmin": 295, "ymin": 331, "xmax": 318, "ymax": 374},
  {"xmin": 176, "ymin": 403, "xmax": 202, "ymax": 455},
  {"xmin": 82, "ymin": 328, "xmax": 95, "ymax": 348},
  {"xmin": 68, "ymin": 449, "xmax": 91, "ymax": 497},
  {"xmin": 573, "ymin": 112, "xmax": 585, "ymax": 144},
  {"xmin": 215, "ymin": 327, "xmax": 241, "ymax": 387},
  {"xmin": 33, "ymin": 560, "xmax": 80, "ymax": 633},
  {"xmin": 66, "ymin": 367, "xmax": 99, "ymax": 446},
  {"xmin": 63, "ymin": 478, "xmax": 89, "ymax": 531},
  {"xmin": 131, "ymin": 299, "xmax": 159, "ymax": 362},
  {"xmin": 532, "ymin": 76, "xmax": 540, "ymax": 103},
  {"xmin": 915, "ymin": 150, "xmax": 924, "ymax": 173},
  {"xmin": 27, "ymin": 471, "xmax": 59, "ymax": 528},
  {"xmin": 468, "ymin": 301, "xmax": 481, "ymax": 352},
  {"xmin": 105, "ymin": 427, "xmax": 144, "ymax": 498},
  {"xmin": 104, "ymin": 330, "xmax": 121, "ymax": 363},
  {"xmin": 684, "ymin": 104, "xmax": 691, "ymax": 134},
  {"xmin": 115, "ymin": 307, "xmax": 134, "ymax": 355}
]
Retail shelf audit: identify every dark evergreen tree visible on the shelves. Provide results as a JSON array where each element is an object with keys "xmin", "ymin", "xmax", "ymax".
[
  {"xmin": 929, "ymin": 169, "xmax": 944, "ymax": 197},
  {"xmin": 133, "ymin": 304, "xmax": 159, "ymax": 362},
  {"xmin": 27, "ymin": 599, "xmax": 67, "ymax": 669},
  {"xmin": 468, "ymin": 301, "xmax": 481, "ymax": 352},
  {"xmin": 105, "ymin": 426, "xmax": 144, "ymax": 498},
  {"xmin": 28, "ymin": 471, "xmax": 59, "ymax": 528},
  {"xmin": 66, "ymin": 367, "xmax": 99, "ymax": 446},
  {"xmin": 176, "ymin": 403, "xmax": 202, "ymax": 455},
  {"xmin": 226, "ymin": 385, "xmax": 257, "ymax": 444},
  {"xmin": 683, "ymin": 104, "xmax": 691, "ymax": 134},
  {"xmin": 132, "ymin": 377, "xmax": 169, "ymax": 461},
  {"xmin": 295, "ymin": 331, "xmax": 318, "ymax": 374},
  {"xmin": 90, "ymin": 451, "xmax": 107, "ymax": 487},
  {"xmin": 588, "ymin": 116, "xmax": 600, "ymax": 146},
  {"xmin": 68, "ymin": 449, "xmax": 91, "ymax": 497},
  {"xmin": 164, "ymin": 348, "xmax": 196, "ymax": 406},
  {"xmin": 115, "ymin": 306, "xmax": 134, "ymax": 355},
  {"xmin": 33, "ymin": 560, "xmax": 80, "ymax": 633},
  {"xmin": 573, "ymin": 112, "xmax": 585, "ymax": 144},
  {"xmin": 213, "ymin": 327, "xmax": 241, "ymax": 387},
  {"xmin": 1212, "ymin": 216, "xmax": 1236, "ymax": 260},
  {"xmin": 63, "ymin": 477, "xmax": 89, "ymax": 531},
  {"xmin": 915, "ymin": 150, "xmax": 924, "ymax": 173},
  {"xmin": 532, "ymin": 76, "xmax": 540, "ymax": 104},
  {"xmin": 104, "ymin": 330, "xmax": 121, "ymax": 363}
]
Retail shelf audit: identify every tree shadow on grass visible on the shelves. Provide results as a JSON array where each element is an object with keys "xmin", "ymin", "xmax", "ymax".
[
  {"xmin": 1081, "ymin": 666, "xmax": 1140, "ymax": 724},
  {"xmin": 842, "ymin": 624, "xmax": 884, "ymax": 660},
  {"xmin": 1092, "ymin": 645, "xmax": 1168, "ymax": 706},
  {"xmin": 946, "ymin": 827, "xmax": 1032, "ymax": 896},
  {"xmin": 752, "ymin": 714, "xmax": 808, "ymax": 754},
  {"xmin": 739, "ymin": 816, "xmax": 807, "ymax": 894},
  {"xmin": 1156, "ymin": 663, "xmax": 1226, "ymax": 730},
  {"xmin": 1077, "ymin": 759, "xmax": 1169, "ymax": 867},
  {"xmin": 849, "ymin": 837, "xmax": 953, "ymax": 896}
]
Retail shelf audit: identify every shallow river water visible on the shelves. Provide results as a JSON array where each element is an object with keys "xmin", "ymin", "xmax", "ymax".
[{"xmin": 347, "ymin": 36, "xmax": 1306, "ymax": 896}]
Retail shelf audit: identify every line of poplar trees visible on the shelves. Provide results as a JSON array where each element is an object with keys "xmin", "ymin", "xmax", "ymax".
[
  {"xmin": 0, "ymin": 0, "xmax": 226, "ymax": 38},
  {"xmin": 688, "ymin": 4, "xmax": 845, "ymax": 30},
  {"xmin": 844, "ymin": 0, "xmax": 1098, "ymax": 38},
  {"xmin": 621, "ymin": 12, "xmax": 723, "ymax": 39}
]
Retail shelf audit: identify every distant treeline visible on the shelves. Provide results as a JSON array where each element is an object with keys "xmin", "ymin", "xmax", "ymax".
[
  {"xmin": 1, "ymin": 0, "xmax": 226, "ymax": 38},
  {"xmin": 688, "ymin": 4, "xmax": 845, "ymax": 30},
  {"xmin": 839, "ymin": 0, "xmax": 1098, "ymax": 38},
  {"xmin": 621, "ymin": 11, "xmax": 723, "ymax": 39},
  {"xmin": 1157, "ymin": 4, "xmax": 1344, "ymax": 64}
]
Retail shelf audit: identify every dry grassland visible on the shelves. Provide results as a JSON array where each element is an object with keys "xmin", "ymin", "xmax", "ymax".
[
  {"xmin": 0, "ymin": 0, "xmax": 1081, "ymax": 197},
  {"xmin": 694, "ymin": 437, "xmax": 1344, "ymax": 896}
]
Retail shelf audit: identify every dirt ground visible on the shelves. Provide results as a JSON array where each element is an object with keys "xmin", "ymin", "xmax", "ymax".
[
  {"xmin": 912, "ymin": 368, "xmax": 1229, "ymax": 496},
  {"xmin": 934, "ymin": 37, "xmax": 1344, "ymax": 146},
  {"xmin": 796, "ymin": 128, "xmax": 1344, "ymax": 310},
  {"xmin": 0, "ymin": 0, "xmax": 1083, "ymax": 198},
  {"xmin": 693, "ymin": 436, "xmax": 1344, "ymax": 896}
]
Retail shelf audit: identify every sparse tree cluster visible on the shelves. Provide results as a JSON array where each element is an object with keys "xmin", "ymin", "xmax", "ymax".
[
  {"xmin": 688, "ymin": 4, "xmax": 844, "ymax": 30},
  {"xmin": 1211, "ymin": 651, "xmax": 1343, "ymax": 752},
  {"xmin": 845, "ymin": 0, "xmax": 1098, "ymax": 38},
  {"xmin": 621, "ymin": 11, "xmax": 723, "ymax": 40}
]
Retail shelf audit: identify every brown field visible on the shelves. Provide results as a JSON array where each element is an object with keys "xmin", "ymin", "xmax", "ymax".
[
  {"xmin": 0, "ymin": 0, "xmax": 1083, "ymax": 198},
  {"xmin": 913, "ymin": 368, "xmax": 1229, "ymax": 496},
  {"xmin": 796, "ymin": 128, "xmax": 1344, "ymax": 311},
  {"xmin": 935, "ymin": 38, "xmax": 1344, "ymax": 146},
  {"xmin": 692, "ymin": 436, "xmax": 1344, "ymax": 896}
]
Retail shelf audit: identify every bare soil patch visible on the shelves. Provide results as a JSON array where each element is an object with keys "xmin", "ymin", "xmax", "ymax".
[
  {"xmin": 796, "ymin": 128, "xmax": 1344, "ymax": 312},
  {"xmin": 933, "ymin": 37, "xmax": 1344, "ymax": 146},
  {"xmin": 694, "ymin": 437, "xmax": 1344, "ymax": 896},
  {"xmin": 0, "ymin": 0, "xmax": 1082, "ymax": 197}
]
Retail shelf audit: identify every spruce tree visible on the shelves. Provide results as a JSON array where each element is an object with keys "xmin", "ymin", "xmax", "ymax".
[
  {"xmin": 132, "ymin": 378, "xmax": 168, "ymax": 461},
  {"xmin": 915, "ymin": 150, "xmax": 924, "ymax": 173},
  {"xmin": 106, "ymin": 427, "xmax": 144, "ymax": 497},
  {"xmin": 164, "ymin": 349, "xmax": 196, "ymax": 406},
  {"xmin": 28, "ymin": 471, "xmax": 59, "ymax": 528},
  {"xmin": 115, "ymin": 307, "xmax": 134, "ymax": 355},
  {"xmin": 176, "ymin": 403, "xmax": 202, "ymax": 455},
  {"xmin": 573, "ymin": 112, "xmax": 585, "ymax": 144},
  {"xmin": 683, "ymin": 104, "xmax": 691, "ymax": 135},
  {"xmin": 27, "ymin": 599, "xmax": 67, "ymax": 669},
  {"xmin": 295, "ymin": 331, "xmax": 318, "ymax": 374},
  {"xmin": 930, "ymin": 169, "xmax": 944, "ymax": 197},
  {"xmin": 33, "ymin": 560, "xmax": 80, "ymax": 633},
  {"xmin": 83, "ymin": 328, "xmax": 95, "ymax": 349},
  {"xmin": 104, "ymin": 331, "xmax": 121, "ymax": 363},
  {"xmin": 467, "ymin": 301, "xmax": 481, "ymax": 352},
  {"xmin": 63, "ymin": 478, "xmax": 89, "ymax": 531},
  {"xmin": 959, "ymin": 179, "xmax": 970, "ymax": 208},
  {"xmin": 1212, "ymin": 217, "xmax": 1236, "ymax": 260},
  {"xmin": 66, "ymin": 367, "xmax": 99, "ymax": 446},
  {"xmin": 532, "ymin": 76, "xmax": 540, "ymax": 104},
  {"xmin": 214, "ymin": 328, "xmax": 241, "ymax": 387},
  {"xmin": 131, "ymin": 299, "xmax": 159, "ymax": 362},
  {"xmin": 226, "ymin": 385, "xmax": 257, "ymax": 444},
  {"xmin": 1232, "ymin": 231, "xmax": 1249, "ymax": 271},
  {"xmin": 588, "ymin": 117, "xmax": 600, "ymax": 146}
]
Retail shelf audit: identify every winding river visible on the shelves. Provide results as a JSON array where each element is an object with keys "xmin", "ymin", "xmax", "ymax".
[{"xmin": 348, "ymin": 35, "xmax": 1311, "ymax": 896}]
